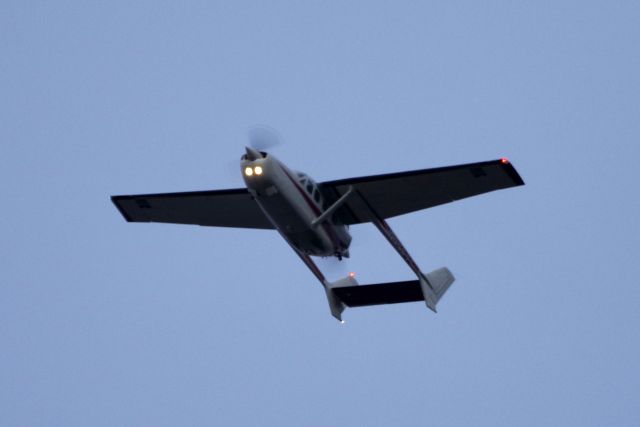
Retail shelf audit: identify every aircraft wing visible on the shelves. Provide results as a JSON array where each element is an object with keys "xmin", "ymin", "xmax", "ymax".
[
  {"xmin": 321, "ymin": 159, "xmax": 524, "ymax": 225},
  {"xmin": 111, "ymin": 189, "xmax": 275, "ymax": 229}
]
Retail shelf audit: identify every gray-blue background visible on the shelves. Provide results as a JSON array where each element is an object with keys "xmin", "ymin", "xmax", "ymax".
[{"xmin": 2, "ymin": 1, "xmax": 639, "ymax": 425}]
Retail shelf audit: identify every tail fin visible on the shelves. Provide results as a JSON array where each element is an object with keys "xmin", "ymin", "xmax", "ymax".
[
  {"xmin": 324, "ymin": 274, "xmax": 359, "ymax": 321},
  {"xmin": 420, "ymin": 267, "xmax": 455, "ymax": 313}
]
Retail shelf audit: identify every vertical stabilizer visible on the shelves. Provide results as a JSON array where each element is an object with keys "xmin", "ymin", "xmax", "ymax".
[
  {"xmin": 419, "ymin": 267, "xmax": 455, "ymax": 313},
  {"xmin": 324, "ymin": 275, "xmax": 359, "ymax": 321}
]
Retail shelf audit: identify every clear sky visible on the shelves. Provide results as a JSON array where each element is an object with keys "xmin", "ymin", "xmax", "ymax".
[{"xmin": 2, "ymin": 1, "xmax": 639, "ymax": 426}]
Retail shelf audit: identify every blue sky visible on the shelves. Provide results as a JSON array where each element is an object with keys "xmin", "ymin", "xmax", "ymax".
[{"xmin": 2, "ymin": 1, "xmax": 639, "ymax": 425}]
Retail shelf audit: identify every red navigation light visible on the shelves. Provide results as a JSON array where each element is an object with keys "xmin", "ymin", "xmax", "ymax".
[{"xmin": 501, "ymin": 158, "xmax": 509, "ymax": 164}]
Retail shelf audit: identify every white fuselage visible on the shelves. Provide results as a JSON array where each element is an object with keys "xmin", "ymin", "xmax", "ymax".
[{"xmin": 241, "ymin": 151, "xmax": 351, "ymax": 258}]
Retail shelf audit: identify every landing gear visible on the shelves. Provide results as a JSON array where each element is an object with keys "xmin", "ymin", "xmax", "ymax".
[{"xmin": 335, "ymin": 249, "xmax": 349, "ymax": 261}]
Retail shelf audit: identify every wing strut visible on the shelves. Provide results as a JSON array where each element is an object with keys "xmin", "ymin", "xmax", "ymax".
[
  {"xmin": 311, "ymin": 186, "xmax": 354, "ymax": 228},
  {"xmin": 352, "ymin": 190, "xmax": 455, "ymax": 312}
]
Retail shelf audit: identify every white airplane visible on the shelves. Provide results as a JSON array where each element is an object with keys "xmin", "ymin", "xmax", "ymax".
[{"xmin": 112, "ymin": 147, "xmax": 524, "ymax": 321}]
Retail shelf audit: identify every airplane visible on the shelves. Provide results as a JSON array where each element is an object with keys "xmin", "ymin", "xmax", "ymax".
[{"xmin": 111, "ymin": 146, "xmax": 524, "ymax": 321}]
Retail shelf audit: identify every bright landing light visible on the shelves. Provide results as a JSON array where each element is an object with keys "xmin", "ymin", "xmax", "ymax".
[
  {"xmin": 254, "ymin": 165, "xmax": 263, "ymax": 175},
  {"xmin": 244, "ymin": 167, "xmax": 253, "ymax": 176}
]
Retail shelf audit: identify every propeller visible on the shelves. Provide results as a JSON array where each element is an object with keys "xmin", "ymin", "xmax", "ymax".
[
  {"xmin": 247, "ymin": 125, "xmax": 282, "ymax": 152},
  {"xmin": 228, "ymin": 125, "xmax": 283, "ymax": 175}
]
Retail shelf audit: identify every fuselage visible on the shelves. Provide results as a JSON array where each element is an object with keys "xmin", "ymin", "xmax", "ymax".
[{"xmin": 241, "ymin": 148, "xmax": 351, "ymax": 258}]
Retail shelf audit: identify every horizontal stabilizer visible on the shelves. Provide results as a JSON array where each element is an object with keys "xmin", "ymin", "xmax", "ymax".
[
  {"xmin": 332, "ymin": 280, "xmax": 424, "ymax": 307},
  {"xmin": 332, "ymin": 267, "xmax": 455, "ymax": 312}
]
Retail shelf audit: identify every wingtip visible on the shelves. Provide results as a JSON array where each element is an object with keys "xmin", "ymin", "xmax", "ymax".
[
  {"xmin": 110, "ymin": 196, "xmax": 134, "ymax": 222},
  {"xmin": 499, "ymin": 159, "xmax": 525, "ymax": 186}
]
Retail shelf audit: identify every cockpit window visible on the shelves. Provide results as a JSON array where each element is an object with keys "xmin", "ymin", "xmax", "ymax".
[
  {"xmin": 313, "ymin": 189, "xmax": 321, "ymax": 203},
  {"xmin": 306, "ymin": 183, "xmax": 313, "ymax": 193}
]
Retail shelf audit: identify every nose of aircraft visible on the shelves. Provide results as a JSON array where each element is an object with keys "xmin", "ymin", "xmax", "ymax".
[{"xmin": 245, "ymin": 146, "xmax": 263, "ymax": 161}]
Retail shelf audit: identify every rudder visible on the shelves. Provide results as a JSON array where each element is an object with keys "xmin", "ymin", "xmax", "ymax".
[
  {"xmin": 419, "ymin": 267, "xmax": 455, "ymax": 313},
  {"xmin": 324, "ymin": 274, "xmax": 359, "ymax": 321}
]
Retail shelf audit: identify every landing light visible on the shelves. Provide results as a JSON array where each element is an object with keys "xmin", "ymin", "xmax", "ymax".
[
  {"xmin": 244, "ymin": 167, "xmax": 253, "ymax": 176},
  {"xmin": 349, "ymin": 272, "xmax": 356, "ymax": 278},
  {"xmin": 501, "ymin": 158, "xmax": 509, "ymax": 164},
  {"xmin": 254, "ymin": 166, "xmax": 263, "ymax": 175}
]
